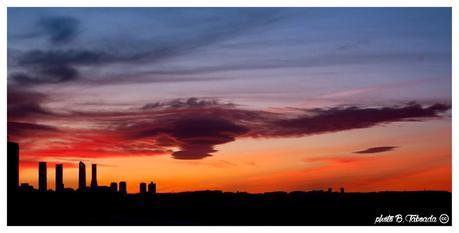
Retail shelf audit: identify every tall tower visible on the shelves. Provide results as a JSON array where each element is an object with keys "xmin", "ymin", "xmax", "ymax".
[
  {"xmin": 7, "ymin": 141, "xmax": 19, "ymax": 193},
  {"xmin": 90, "ymin": 164, "xmax": 98, "ymax": 189},
  {"xmin": 78, "ymin": 161, "xmax": 86, "ymax": 191},
  {"xmin": 139, "ymin": 182, "xmax": 146, "ymax": 194},
  {"xmin": 119, "ymin": 181, "xmax": 127, "ymax": 195},
  {"xmin": 55, "ymin": 164, "xmax": 64, "ymax": 191},
  {"xmin": 38, "ymin": 162, "xmax": 47, "ymax": 192},
  {"xmin": 110, "ymin": 182, "xmax": 118, "ymax": 192},
  {"xmin": 148, "ymin": 182, "xmax": 156, "ymax": 194}
]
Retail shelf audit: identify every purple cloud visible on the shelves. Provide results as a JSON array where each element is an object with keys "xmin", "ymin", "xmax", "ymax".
[{"xmin": 353, "ymin": 146, "xmax": 398, "ymax": 154}]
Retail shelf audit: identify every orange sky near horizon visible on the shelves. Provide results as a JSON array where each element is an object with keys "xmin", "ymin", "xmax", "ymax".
[
  {"xmin": 17, "ymin": 118, "xmax": 451, "ymax": 194},
  {"xmin": 8, "ymin": 8, "xmax": 452, "ymax": 195}
]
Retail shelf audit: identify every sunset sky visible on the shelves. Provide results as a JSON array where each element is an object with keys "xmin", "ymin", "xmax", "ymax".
[{"xmin": 7, "ymin": 8, "xmax": 451, "ymax": 193}]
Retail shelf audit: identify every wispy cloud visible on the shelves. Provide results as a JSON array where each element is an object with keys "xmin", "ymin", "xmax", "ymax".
[
  {"xmin": 39, "ymin": 16, "xmax": 80, "ymax": 44},
  {"xmin": 353, "ymin": 146, "xmax": 398, "ymax": 154},
  {"xmin": 8, "ymin": 9, "xmax": 288, "ymax": 85}
]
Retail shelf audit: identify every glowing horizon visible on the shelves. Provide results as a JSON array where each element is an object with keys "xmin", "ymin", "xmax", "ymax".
[{"xmin": 8, "ymin": 7, "xmax": 451, "ymax": 194}]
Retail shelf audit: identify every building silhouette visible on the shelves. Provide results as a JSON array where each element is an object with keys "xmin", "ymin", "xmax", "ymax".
[
  {"xmin": 119, "ymin": 181, "xmax": 127, "ymax": 195},
  {"xmin": 327, "ymin": 188, "xmax": 332, "ymax": 193},
  {"xmin": 95, "ymin": 186, "xmax": 111, "ymax": 192},
  {"xmin": 7, "ymin": 141, "xmax": 19, "ymax": 193},
  {"xmin": 78, "ymin": 161, "xmax": 86, "ymax": 191},
  {"xmin": 7, "ymin": 141, "xmax": 163, "ymax": 196},
  {"xmin": 19, "ymin": 183, "xmax": 34, "ymax": 191},
  {"xmin": 38, "ymin": 162, "xmax": 47, "ymax": 192},
  {"xmin": 140, "ymin": 182, "xmax": 147, "ymax": 194},
  {"xmin": 148, "ymin": 182, "xmax": 156, "ymax": 194},
  {"xmin": 340, "ymin": 187, "xmax": 345, "ymax": 193},
  {"xmin": 110, "ymin": 182, "xmax": 118, "ymax": 192},
  {"xmin": 90, "ymin": 164, "xmax": 98, "ymax": 189},
  {"xmin": 55, "ymin": 164, "xmax": 64, "ymax": 192}
]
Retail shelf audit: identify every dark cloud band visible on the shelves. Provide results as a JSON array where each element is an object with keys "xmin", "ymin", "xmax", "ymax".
[
  {"xmin": 353, "ymin": 146, "xmax": 398, "ymax": 154},
  {"xmin": 7, "ymin": 97, "xmax": 451, "ymax": 160}
]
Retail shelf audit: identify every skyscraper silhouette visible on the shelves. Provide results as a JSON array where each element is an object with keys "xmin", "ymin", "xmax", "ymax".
[
  {"xmin": 7, "ymin": 141, "xmax": 19, "ymax": 193},
  {"xmin": 90, "ymin": 164, "xmax": 98, "ymax": 189},
  {"xmin": 38, "ymin": 162, "xmax": 47, "ymax": 192},
  {"xmin": 78, "ymin": 161, "xmax": 86, "ymax": 191},
  {"xmin": 148, "ymin": 182, "xmax": 156, "ymax": 194},
  {"xmin": 119, "ymin": 181, "xmax": 127, "ymax": 195},
  {"xmin": 110, "ymin": 182, "xmax": 118, "ymax": 192},
  {"xmin": 55, "ymin": 164, "xmax": 64, "ymax": 192},
  {"xmin": 139, "ymin": 182, "xmax": 146, "ymax": 194}
]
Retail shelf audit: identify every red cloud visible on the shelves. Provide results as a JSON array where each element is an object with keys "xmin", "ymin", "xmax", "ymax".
[{"xmin": 7, "ymin": 97, "xmax": 450, "ymax": 160}]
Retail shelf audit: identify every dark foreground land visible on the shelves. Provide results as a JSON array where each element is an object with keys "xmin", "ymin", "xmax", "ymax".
[{"xmin": 8, "ymin": 190, "xmax": 451, "ymax": 226}]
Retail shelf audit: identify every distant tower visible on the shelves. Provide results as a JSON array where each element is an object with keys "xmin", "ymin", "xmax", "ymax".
[
  {"xmin": 340, "ymin": 187, "xmax": 345, "ymax": 193},
  {"xmin": 78, "ymin": 162, "xmax": 86, "ymax": 191},
  {"xmin": 110, "ymin": 182, "xmax": 118, "ymax": 192},
  {"xmin": 119, "ymin": 181, "xmax": 127, "ymax": 195},
  {"xmin": 38, "ymin": 162, "xmax": 47, "ymax": 192},
  {"xmin": 148, "ymin": 182, "xmax": 156, "ymax": 194},
  {"xmin": 90, "ymin": 164, "xmax": 98, "ymax": 189},
  {"xmin": 7, "ymin": 141, "xmax": 19, "ymax": 193},
  {"xmin": 327, "ymin": 188, "xmax": 332, "ymax": 193},
  {"xmin": 55, "ymin": 164, "xmax": 64, "ymax": 191},
  {"xmin": 139, "ymin": 182, "xmax": 147, "ymax": 194}
]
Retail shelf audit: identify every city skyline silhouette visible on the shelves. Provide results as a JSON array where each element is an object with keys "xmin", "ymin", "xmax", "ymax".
[
  {"xmin": 6, "ymin": 7, "xmax": 452, "ymax": 226},
  {"xmin": 7, "ymin": 7, "xmax": 452, "ymax": 194},
  {"xmin": 9, "ymin": 140, "xmax": 157, "ymax": 194},
  {"xmin": 7, "ymin": 140, "xmax": 452, "ymax": 226}
]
